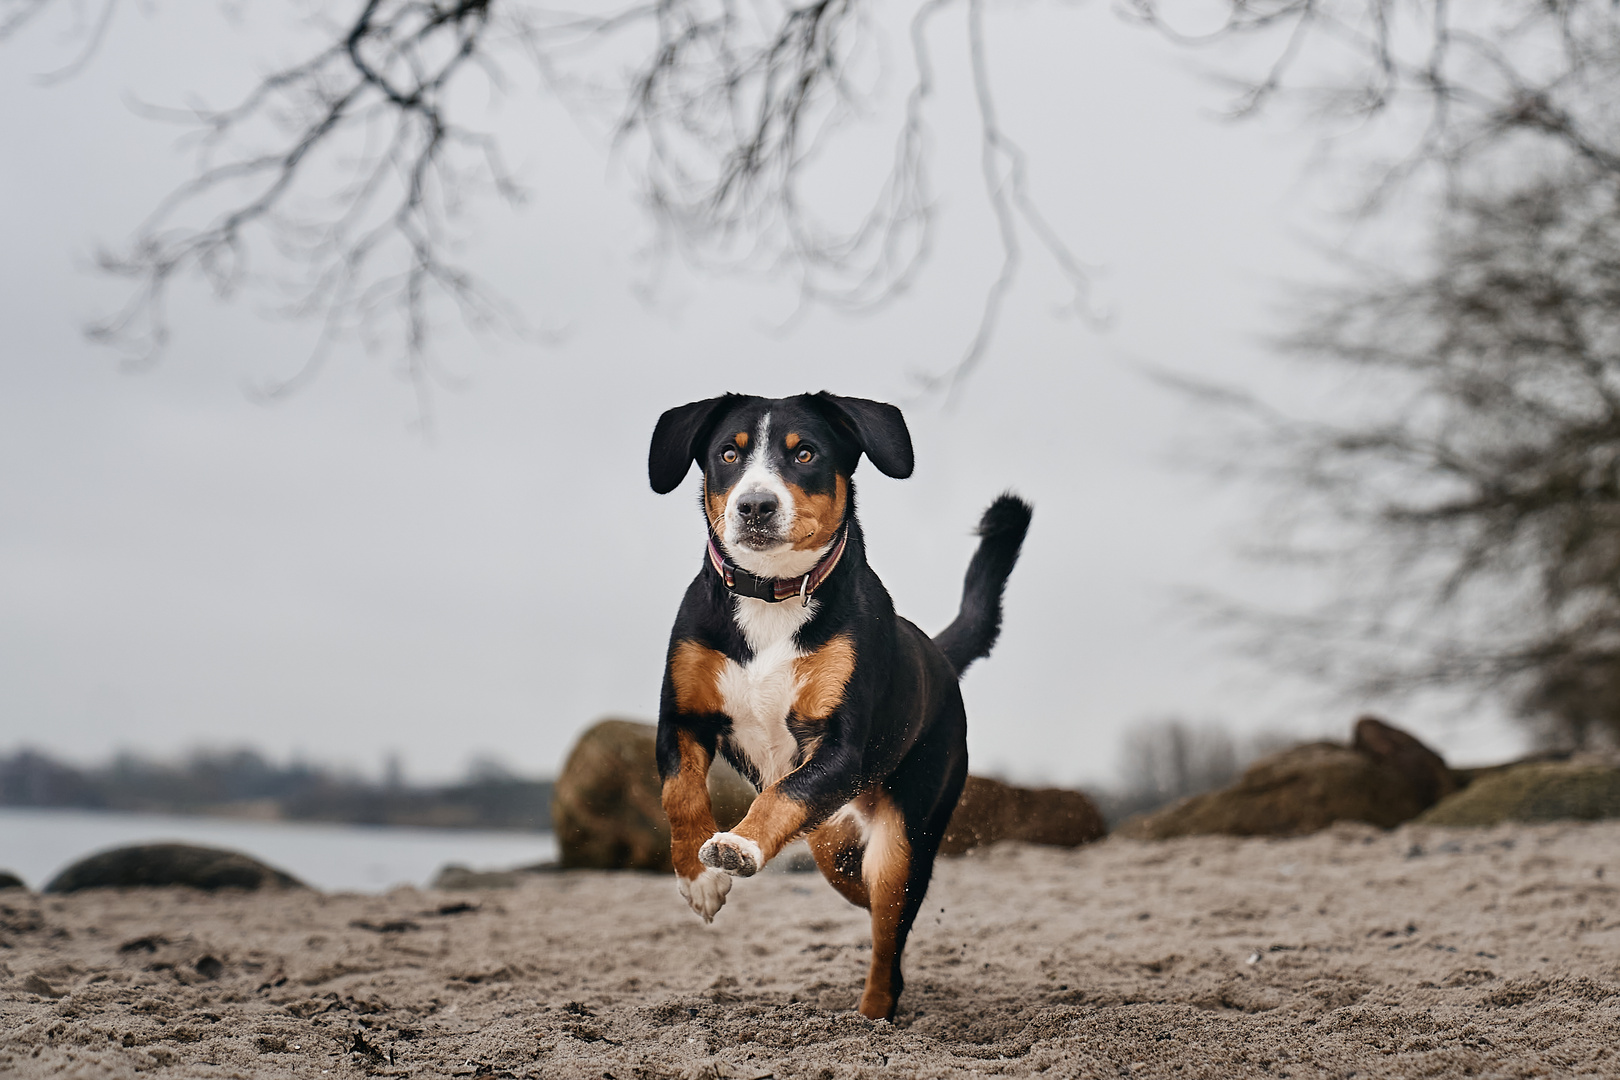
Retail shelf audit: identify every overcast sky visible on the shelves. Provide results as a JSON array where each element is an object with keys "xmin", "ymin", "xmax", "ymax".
[{"xmin": 0, "ymin": 1, "xmax": 1531, "ymax": 788}]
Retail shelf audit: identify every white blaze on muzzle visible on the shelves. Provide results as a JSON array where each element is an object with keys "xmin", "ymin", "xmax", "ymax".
[{"xmin": 721, "ymin": 412, "xmax": 822, "ymax": 578}]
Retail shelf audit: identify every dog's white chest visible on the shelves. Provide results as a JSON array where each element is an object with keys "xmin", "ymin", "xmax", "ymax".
[{"xmin": 719, "ymin": 597, "xmax": 817, "ymax": 787}]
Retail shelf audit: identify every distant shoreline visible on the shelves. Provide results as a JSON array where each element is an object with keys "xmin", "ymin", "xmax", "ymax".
[
  {"xmin": 0, "ymin": 746, "xmax": 555, "ymax": 832},
  {"xmin": 0, "ymin": 806, "xmax": 557, "ymax": 893}
]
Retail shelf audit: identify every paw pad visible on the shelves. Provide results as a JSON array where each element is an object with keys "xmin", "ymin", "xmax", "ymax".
[{"xmin": 699, "ymin": 832, "xmax": 760, "ymax": 877}]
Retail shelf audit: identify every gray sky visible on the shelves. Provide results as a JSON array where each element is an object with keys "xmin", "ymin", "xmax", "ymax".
[{"xmin": 0, "ymin": 2, "xmax": 1530, "ymax": 788}]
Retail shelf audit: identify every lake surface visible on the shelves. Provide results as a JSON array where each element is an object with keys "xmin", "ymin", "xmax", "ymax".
[{"xmin": 0, "ymin": 807, "xmax": 556, "ymax": 893}]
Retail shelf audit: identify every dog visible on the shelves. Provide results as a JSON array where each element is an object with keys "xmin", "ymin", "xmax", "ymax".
[{"xmin": 648, "ymin": 392, "xmax": 1031, "ymax": 1020}]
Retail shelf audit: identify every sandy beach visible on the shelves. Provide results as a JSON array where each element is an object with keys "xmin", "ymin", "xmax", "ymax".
[{"xmin": 5, "ymin": 820, "xmax": 1619, "ymax": 1078}]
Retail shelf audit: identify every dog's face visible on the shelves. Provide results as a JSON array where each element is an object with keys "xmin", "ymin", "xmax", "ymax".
[
  {"xmin": 700, "ymin": 398, "xmax": 853, "ymax": 574},
  {"xmin": 650, "ymin": 393, "xmax": 915, "ymax": 577}
]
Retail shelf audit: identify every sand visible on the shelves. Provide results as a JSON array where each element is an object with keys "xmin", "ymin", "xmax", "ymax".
[{"xmin": 4, "ymin": 820, "xmax": 1620, "ymax": 1079}]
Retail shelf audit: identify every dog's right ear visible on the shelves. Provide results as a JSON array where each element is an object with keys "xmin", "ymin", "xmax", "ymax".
[{"xmin": 649, "ymin": 396, "xmax": 734, "ymax": 494}]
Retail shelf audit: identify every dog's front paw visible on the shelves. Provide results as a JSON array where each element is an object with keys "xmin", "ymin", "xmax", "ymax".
[
  {"xmin": 699, "ymin": 832, "xmax": 762, "ymax": 877},
  {"xmin": 676, "ymin": 867, "xmax": 732, "ymax": 923}
]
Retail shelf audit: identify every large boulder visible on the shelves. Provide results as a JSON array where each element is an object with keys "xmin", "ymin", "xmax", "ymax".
[
  {"xmin": 0, "ymin": 870, "xmax": 26, "ymax": 890},
  {"xmin": 43, "ymin": 843, "xmax": 305, "ymax": 894},
  {"xmin": 940, "ymin": 775, "xmax": 1106, "ymax": 855},
  {"xmin": 1417, "ymin": 760, "xmax": 1620, "ymax": 826},
  {"xmin": 1117, "ymin": 740, "xmax": 1435, "ymax": 840},
  {"xmin": 552, "ymin": 719, "xmax": 755, "ymax": 871}
]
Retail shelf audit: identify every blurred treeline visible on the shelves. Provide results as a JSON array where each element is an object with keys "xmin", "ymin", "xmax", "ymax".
[
  {"xmin": 1094, "ymin": 718, "xmax": 1289, "ymax": 827},
  {"xmin": 0, "ymin": 747, "xmax": 553, "ymax": 831}
]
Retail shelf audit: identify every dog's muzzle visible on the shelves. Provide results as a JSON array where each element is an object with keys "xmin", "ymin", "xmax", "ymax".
[{"xmin": 732, "ymin": 488, "xmax": 783, "ymax": 547}]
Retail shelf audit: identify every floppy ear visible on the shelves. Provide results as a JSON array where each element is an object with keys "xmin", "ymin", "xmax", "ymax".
[
  {"xmin": 811, "ymin": 393, "xmax": 915, "ymax": 479},
  {"xmin": 649, "ymin": 396, "xmax": 733, "ymax": 494}
]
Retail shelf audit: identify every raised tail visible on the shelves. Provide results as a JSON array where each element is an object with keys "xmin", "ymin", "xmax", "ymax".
[{"xmin": 933, "ymin": 493, "xmax": 1033, "ymax": 677}]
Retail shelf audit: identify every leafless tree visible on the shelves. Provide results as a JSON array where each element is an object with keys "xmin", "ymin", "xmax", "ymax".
[
  {"xmin": 1133, "ymin": 1, "xmax": 1620, "ymax": 746},
  {"xmin": 1096, "ymin": 717, "xmax": 1291, "ymax": 824},
  {"xmin": 1222, "ymin": 167, "xmax": 1620, "ymax": 748},
  {"xmin": 0, "ymin": 0, "xmax": 1095, "ymax": 419},
  {"xmin": 1118, "ymin": 717, "xmax": 1241, "ymax": 805},
  {"xmin": 1129, "ymin": 0, "xmax": 1620, "ymax": 200}
]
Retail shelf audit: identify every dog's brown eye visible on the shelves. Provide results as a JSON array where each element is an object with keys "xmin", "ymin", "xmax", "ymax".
[
  {"xmin": 722, "ymin": 447, "xmax": 739, "ymax": 464},
  {"xmin": 795, "ymin": 447, "xmax": 814, "ymax": 464}
]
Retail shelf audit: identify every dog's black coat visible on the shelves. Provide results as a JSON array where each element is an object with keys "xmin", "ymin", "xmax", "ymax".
[{"xmin": 648, "ymin": 391, "xmax": 1031, "ymax": 1019}]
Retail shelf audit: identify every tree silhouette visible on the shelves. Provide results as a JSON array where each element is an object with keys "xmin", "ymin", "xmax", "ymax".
[{"xmin": 1137, "ymin": 1, "xmax": 1620, "ymax": 745}]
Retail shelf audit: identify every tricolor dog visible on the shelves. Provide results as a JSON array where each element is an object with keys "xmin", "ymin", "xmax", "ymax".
[{"xmin": 648, "ymin": 392, "xmax": 1031, "ymax": 1021}]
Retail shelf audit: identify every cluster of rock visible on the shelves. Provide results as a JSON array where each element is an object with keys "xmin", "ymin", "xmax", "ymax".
[
  {"xmin": 1118, "ymin": 715, "xmax": 1620, "ymax": 839},
  {"xmin": 552, "ymin": 719, "xmax": 1106, "ymax": 870}
]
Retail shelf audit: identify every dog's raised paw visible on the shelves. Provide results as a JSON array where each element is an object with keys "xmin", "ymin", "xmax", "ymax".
[
  {"xmin": 676, "ymin": 867, "xmax": 732, "ymax": 922},
  {"xmin": 699, "ymin": 832, "xmax": 762, "ymax": 877}
]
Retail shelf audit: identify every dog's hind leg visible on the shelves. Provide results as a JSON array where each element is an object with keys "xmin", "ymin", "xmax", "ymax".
[
  {"xmin": 860, "ymin": 709, "xmax": 971, "ymax": 1020},
  {"xmin": 808, "ymin": 810, "xmax": 870, "ymax": 909},
  {"xmin": 857, "ymin": 790, "xmax": 914, "ymax": 1020},
  {"xmin": 806, "ymin": 793, "xmax": 910, "ymax": 1020}
]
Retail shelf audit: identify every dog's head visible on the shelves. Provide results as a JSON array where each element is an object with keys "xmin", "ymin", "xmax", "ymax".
[{"xmin": 649, "ymin": 393, "xmax": 913, "ymax": 578}]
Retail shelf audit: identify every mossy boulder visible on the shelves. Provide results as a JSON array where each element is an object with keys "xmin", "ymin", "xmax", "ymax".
[
  {"xmin": 940, "ymin": 776, "xmax": 1106, "ymax": 855},
  {"xmin": 1418, "ymin": 761, "xmax": 1620, "ymax": 826},
  {"xmin": 43, "ymin": 844, "xmax": 305, "ymax": 894},
  {"xmin": 1117, "ymin": 741, "xmax": 1434, "ymax": 840}
]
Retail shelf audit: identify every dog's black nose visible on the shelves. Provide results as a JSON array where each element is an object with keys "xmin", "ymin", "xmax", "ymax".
[{"xmin": 735, "ymin": 490, "xmax": 779, "ymax": 522}]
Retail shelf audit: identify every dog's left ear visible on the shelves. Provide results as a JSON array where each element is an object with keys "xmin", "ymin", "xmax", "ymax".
[
  {"xmin": 649, "ymin": 395, "xmax": 734, "ymax": 494},
  {"xmin": 810, "ymin": 393, "xmax": 915, "ymax": 479}
]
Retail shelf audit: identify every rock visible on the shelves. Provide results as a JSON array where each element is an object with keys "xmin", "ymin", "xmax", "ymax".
[
  {"xmin": 939, "ymin": 776, "xmax": 1106, "ymax": 856},
  {"xmin": 1417, "ymin": 761, "xmax": 1620, "ymax": 826},
  {"xmin": 1116, "ymin": 741, "xmax": 1432, "ymax": 840},
  {"xmin": 0, "ymin": 870, "xmax": 26, "ymax": 891},
  {"xmin": 43, "ymin": 843, "xmax": 306, "ymax": 894},
  {"xmin": 1353, "ymin": 715, "xmax": 1459, "ymax": 806},
  {"xmin": 552, "ymin": 719, "xmax": 755, "ymax": 871}
]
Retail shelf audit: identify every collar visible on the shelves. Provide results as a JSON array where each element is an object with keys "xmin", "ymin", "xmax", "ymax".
[{"xmin": 706, "ymin": 527, "xmax": 849, "ymax": 605}]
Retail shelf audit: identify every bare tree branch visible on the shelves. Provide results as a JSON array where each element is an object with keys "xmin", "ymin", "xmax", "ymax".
[
  {"xmin": 1128, "ymin": 0, "xmax": 1620, "ymax": 201},
  {"xmin": 3, "ymin": 0, "xmax": 1099, "ymax": 413}
]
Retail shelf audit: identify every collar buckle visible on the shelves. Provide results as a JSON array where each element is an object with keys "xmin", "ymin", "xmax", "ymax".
[
  {"xmin": 705, "ymin": 528, "xmax": 847, "ymax": 605},
  {"xmin": 727, "ymin": 566, "xmax": 783, "ymax": 602}
]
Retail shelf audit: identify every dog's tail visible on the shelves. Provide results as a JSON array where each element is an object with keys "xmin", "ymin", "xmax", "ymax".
[{"xmin": 933, "ymin": 493, "xmax": 1033, "ymax": 678}]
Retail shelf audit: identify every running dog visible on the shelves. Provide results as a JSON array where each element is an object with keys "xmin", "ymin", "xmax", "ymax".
[{"xmin": 648, "ymin": 392, "xmax": 1031, "ymax": 1020}]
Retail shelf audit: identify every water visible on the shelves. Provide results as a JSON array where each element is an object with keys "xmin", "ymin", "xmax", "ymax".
[{"xmin": 0, "ymin": 807, "xmax": 556, "ymax": 893}]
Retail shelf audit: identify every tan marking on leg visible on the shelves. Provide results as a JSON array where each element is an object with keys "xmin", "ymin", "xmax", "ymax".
[
  {"xmin": 728, "ymin": 789, "xmax": 812, "ymax": 865},
  {"xmin": 791, "ymin": 635, "xmax": 856, "ymax": 720},
  {"xmin": 670, "ymin": 641, "xmax": 728, "ymax": 716},
  {"xmin": 784, "ymin": 432, "xmax": 800, "ymax": 450},
  {"xmin": 809, "ymin": 812, "xmax": 870, "ymax": 909},
  {"xmin": 662, "ymin": 730, "xmax": 717, "ymax": 880},
  {"xmin": 858, "ymin": 791, "xmax": 912, "ymax": 1021},
  {"xmin": 786, "ymin": 474, "xmax": 847, "ymax": 550}
]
